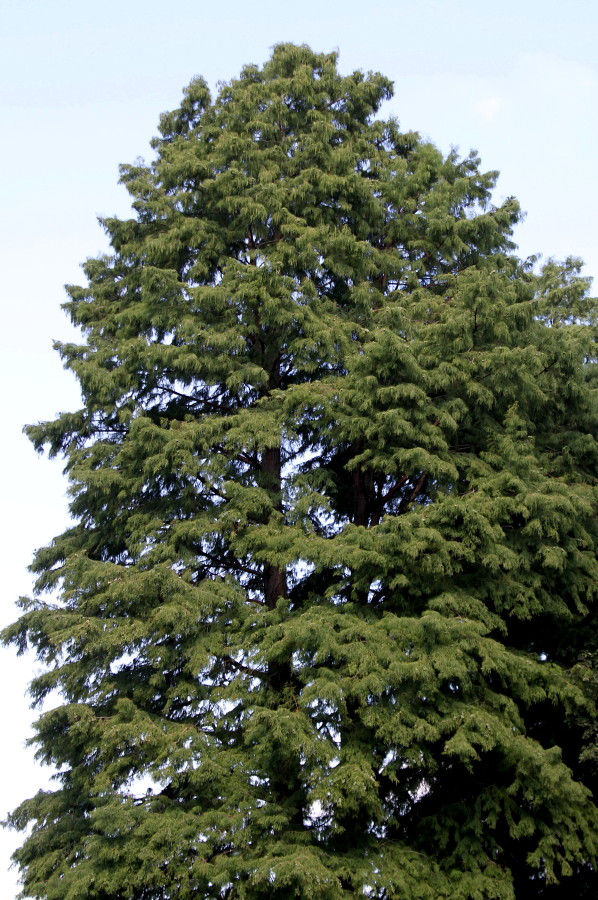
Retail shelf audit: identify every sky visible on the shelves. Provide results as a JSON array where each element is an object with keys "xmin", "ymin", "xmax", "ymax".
[{"xmin": 1, "ymin": 0, "xmax": 596, "ymax": 894}]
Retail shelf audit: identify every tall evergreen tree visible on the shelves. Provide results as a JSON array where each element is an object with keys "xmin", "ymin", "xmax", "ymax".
[{"xmin": 4, "ymin": 44, "xmax": 598, "ymax": 899}]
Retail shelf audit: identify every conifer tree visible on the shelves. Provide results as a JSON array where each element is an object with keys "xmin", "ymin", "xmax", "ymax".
[{"xmin": 4, "ymin": 44, "xmax": 598, "ymax": 899}]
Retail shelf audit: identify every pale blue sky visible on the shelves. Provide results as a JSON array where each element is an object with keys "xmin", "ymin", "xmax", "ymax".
[{"xmin": 1, "ymin": 0, "xmax": 596, "ymax": 894}]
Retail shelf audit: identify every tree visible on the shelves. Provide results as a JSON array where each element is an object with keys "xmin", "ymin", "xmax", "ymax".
[{"xmin": 4, "ymin": 43, "xmax": 598, "ymax": 899}]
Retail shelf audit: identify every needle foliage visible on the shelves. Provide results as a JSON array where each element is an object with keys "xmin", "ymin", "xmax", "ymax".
[{"xmin": 5, "ymin": 44, "xmax": 598, "ymax": 899}]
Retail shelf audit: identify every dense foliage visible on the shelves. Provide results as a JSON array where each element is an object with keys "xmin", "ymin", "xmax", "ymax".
[{"xmin": 5, "ymin": 44, "xmax": 598, "ymax": 899}]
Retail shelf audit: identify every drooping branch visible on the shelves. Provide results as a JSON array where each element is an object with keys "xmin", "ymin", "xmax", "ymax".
[{"xmin": 398, "ymin": 471, "xmax": 428, "ymax": 514}]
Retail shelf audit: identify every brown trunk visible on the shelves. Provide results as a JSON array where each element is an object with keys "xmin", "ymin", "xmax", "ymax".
[
  {"xmin": 264, "ymin": 565, "xmax": 287, "ymax": 609},
  {"xmin": 261, "ymin": 445, "xmax": 302, "ymax": 823},
  {"xmin": 352, "ymin": 466, "xmax": 375, "ymax": 527},
  {"xmin": 262, "ymin": 445, "xmax": 287, "ymax": 610},
  {"xmin": 349, "ymin": 466, "xmax": 375, "ymax": 605}
]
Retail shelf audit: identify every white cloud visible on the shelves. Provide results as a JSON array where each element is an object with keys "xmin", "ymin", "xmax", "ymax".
[{"xmin": 473, "ymin": 95, "xmax": 503, "ymax": 122}]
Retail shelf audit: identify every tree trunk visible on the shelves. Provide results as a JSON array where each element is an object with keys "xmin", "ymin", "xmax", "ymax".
[{"xmin": 262, "ymin": 445, "xmax": 287, "ymax": 609}]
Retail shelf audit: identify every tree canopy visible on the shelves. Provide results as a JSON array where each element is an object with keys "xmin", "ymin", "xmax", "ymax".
[{"xmin": 4, "ymin": 43, "xmax": 598, "ymax": 899}]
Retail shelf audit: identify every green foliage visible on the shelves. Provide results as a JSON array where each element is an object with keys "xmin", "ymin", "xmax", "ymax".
[{"xmin": 5, "ymin": 43, "xmax": 598, "ymax": 898}]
